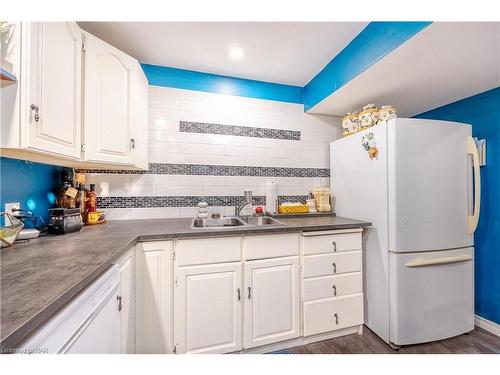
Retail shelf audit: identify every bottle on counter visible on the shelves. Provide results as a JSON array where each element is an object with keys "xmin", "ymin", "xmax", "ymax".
[
  {"xmin": 76, "ymin": 183, "xmax": 87, "ymax": 221},
  {"xmin": 86, "ymin": 184, "xmax": 97, "ymax": 214}
]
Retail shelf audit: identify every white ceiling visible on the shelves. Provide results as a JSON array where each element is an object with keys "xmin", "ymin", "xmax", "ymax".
[
  {"xmin": 77, "ymin": 22, "xmax": 368, "ymax": 86},
  {"xmin": 309, "ymin": 22, "xmax": 500, "ymax": 117}
]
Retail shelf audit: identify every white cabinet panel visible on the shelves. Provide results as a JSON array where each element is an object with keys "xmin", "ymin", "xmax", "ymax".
[
  {"xmin": 244, "ymin": 256, "xmax": 300, "ymax": 348},
  {"xmin": 136, "ymin": 241, "xmax": 173, "ymax": 354},
  {"xmin": 244, "ymin": 233, "xmax": 299, "ymax": 260},
  {"xmin": 83, "ymin": 32, "xmax": 137, "ymax": 165},
  {"xmin": 133, "ymin": 65, "xmax": 149, "ymax": 170},
  {"xmin": 302, "ymin": 230, "xmax": 362, "ymax": 255},
  {"xmin": 302, "ymin": 251, "xmax": 362, "ymax": 278},
  {"xmin": 175, "ymin": 237, "xmax": 241, "ymax": 266},
  {"xmin": 117, "ymin": 250, "xmax": 135, "ymax": 354},
  {"xmin": 174, "ymin": 262, "xmax": 242, "ymax": 354},
  {"xmin": 22, "ymin": 22, "xmax": 82, "ymax": 158},
  {"xmin": 302, "ymin": 272, "xmax": 362, "ymax": 301},
  {"xmin": 303, "ymin": 294, "xmax": 364, "ymax": 336}
]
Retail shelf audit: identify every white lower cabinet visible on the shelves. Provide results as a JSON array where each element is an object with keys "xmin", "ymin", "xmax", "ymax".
[
  {"xmin": 303, "ymin": 294, "xmax": 364, "ymax": 336},
  {"xmin": 132, "ymin": 229, "xmax": 364, "ymax": 354},
  {"xmin": 244, "ymin": 256, "xmax": 300, "ymax": 349},
  {"xmin": 301, "ymin": 229, "xmax": 364, "ymax": 338},
  {"xmin": 174, "ymin": 262, "xmax": 243, "ymax": 354},
  {"xmin": 136, "ymin": 241, "xmax": 173, "ymax": 354},
  {"xmin": 116, "ymin": 250, "xmax": 135, "ymax": 354}
]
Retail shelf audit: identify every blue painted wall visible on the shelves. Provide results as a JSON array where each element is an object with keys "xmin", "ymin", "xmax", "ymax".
[
  {"xmin": 303, "ymin": 21, "xmax": 432, "ymax": 111},
  {"xmin": 142, "ymin": 64, "xmax": 304, "ymax": 104},
  {"xmin": 415, "ymin": 87, "xmax": 500, "ymax": 324},
  {"xmin": 0, "ymin": 157, "xmax": 65, "ymax": 227}
]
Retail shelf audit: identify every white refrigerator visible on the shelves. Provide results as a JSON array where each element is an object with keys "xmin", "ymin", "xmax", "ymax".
[{"xmin": 330, "ymin": 118, "xmax": 481, "ymax": 346}]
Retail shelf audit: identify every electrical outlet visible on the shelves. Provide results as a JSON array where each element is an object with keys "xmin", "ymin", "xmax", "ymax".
[{"xmin": 5, "ymin": 202, "xmax": 20, "ymax": 215}]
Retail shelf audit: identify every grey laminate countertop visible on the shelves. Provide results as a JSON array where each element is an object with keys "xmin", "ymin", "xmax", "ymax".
[{"xmin": 0, "ymin": 215, "xmax": 370, "ymax": 350}]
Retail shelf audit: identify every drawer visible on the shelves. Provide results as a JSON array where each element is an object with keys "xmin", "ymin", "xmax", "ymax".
[
  {"xmin": 302, "ymin": 251, "xmax": 362, "ymax": 278},
  {"xmin": 175, "ymin": 237, "xmax": 241, "ymax": 266},
  {"xmin": 302, "ymin": 230, "xmax": 362, "ymax": 255},
  {"xmin": 303, "ymin": 294, "xmax": 364, "ymax": 336},
  {"xmin": 244, "ymin": 233, "xmax": 299, "ymax": 260},
  {"xmin": 302, "ymin": 272, "xmax": 362, "ymax": 301}
]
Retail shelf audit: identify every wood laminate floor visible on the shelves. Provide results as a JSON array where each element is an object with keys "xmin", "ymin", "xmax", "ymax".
[{"xmin": 287, "ymin": 327, "xmax": 500, "ymax": 354}]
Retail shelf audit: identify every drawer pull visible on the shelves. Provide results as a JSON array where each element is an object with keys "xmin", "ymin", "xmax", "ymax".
[
  {"xmin": 237, "ymin": 288, "xmax": 241, "ymax": 301},
  {"xmin": 334, "ymin": 313, "xmax": 339, "ymax": 325},
  {"xmin": 332, "ymin": 285, "xmax": 337, "ymax": 296},
  {"xmin": 332, "ymin": 241, "xmax": 337, "ymax": 252},
  {"xmin": 248, "ymin": 286, "xmax": 252, "ymax": 299},
  {"xmin": 332, "ymin": 262, "xmax": 337, "ymax": 274}
]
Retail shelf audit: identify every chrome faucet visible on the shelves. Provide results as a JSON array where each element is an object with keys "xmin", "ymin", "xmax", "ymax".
[{"xmin": 236, "ymin": 190, "xmax": 253, "ymax": 216}]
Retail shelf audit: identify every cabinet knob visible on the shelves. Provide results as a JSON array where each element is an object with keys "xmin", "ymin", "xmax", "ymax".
[
  {"xmin": 31, "ymin": 104, "xmax": 40, "ymax": 122},
  {"xmin": 130, "ymin": 138, "xmax": 135, "ymax": 149},
  {"xmin": 332, "ymin": 284, "xmax": 337, "ymax": 296},
  {"xmin": 332, "ymin": 262, "xmax": 337, "ymax": 274},
  {"xmin": 334, "ymin": 313, "xmax": 339, "ymax": 325},
  {"xmin": 332, "ymin": 241, "xmax": 337, "ymax": 252},
  {"xmin": 117, "ymin": 295, "xmax": 122, "ymax": 312}
]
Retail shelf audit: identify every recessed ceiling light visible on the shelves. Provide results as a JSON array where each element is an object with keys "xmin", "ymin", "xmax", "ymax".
[{"xmin": 229, "ymin": 47, "xmax": 244, "ymax": 60}]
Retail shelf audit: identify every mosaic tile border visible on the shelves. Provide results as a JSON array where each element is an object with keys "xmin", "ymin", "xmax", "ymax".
[
  {"xmin": 180, "ymin": 121, "xmax": 301, "ymax": 141},
  {"xmin": 77, "ymin": 163, "xmax": 330, "ymax": 178},
  {"xmin": 97, "ymin": 195, "xmax": 310, "ymax": 209}
]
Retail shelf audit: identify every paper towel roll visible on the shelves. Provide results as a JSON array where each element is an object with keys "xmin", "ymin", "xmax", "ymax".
[{"xmin": 265, "ymin": 182, "xmax": 278, "ymax": 214}]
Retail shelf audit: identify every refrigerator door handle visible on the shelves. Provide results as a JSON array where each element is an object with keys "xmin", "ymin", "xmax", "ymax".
[
  {"xmin": 467, "ymin": 136, "xmax": 481, "ymax": 234},
  {"xmin": 405, "ymin": 255, "xmax": 473, "ymax": 268}
]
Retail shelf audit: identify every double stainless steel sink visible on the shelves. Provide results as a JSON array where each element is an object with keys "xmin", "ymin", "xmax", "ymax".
[{"xmin": 191, "ymin": 216, "xmax": 284, "ymax": 229}]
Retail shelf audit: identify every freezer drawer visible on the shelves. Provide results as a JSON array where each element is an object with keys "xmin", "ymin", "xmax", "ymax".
[{"xmin": 389, "ymin": 247, "xmax": 474, "ymax": 346}]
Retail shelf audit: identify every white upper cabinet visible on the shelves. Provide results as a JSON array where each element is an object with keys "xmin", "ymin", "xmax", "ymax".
[
  {"xmin": 83, "ymin": 32, "xmax": 138, "ymax": 165},
  {"xmin": 132, "ymin": 64, "xmax": 149, "ymax": 170},
  {"xmin": 21, "ymin": 22, "xmax": 82, "ymax": 159},
  {"xmin": 1, "ymin": 22, "xmax": 149, "ymax": 169}
]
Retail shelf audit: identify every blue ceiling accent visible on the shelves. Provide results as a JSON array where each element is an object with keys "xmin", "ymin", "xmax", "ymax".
[
  {"xmin": 141, "ymin": 64, "xmax": 304, "ymax": 104},
  {"xmin": 303, "ymin": 21, "xmax": 432, "ymax": 112},
  {"xmin": 141, "ymin": 22, "xmax": 432, "ymax": 110}
]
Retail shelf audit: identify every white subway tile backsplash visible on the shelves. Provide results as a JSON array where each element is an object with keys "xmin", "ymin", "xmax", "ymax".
[
  {"xmin": 180, "ymin": 142, "xmax": 226, "ymax": 155},
  {"xmin": 180, "ymin": 175, "xmax": 226, "ymax": 186},
  {"xmin": 224, "ymin": 145, "xmax": 266, "ymax": 157},
  {"xmin": 156, "ymin": 184, "xmax": 204, "ymax": 196},
  {"xmin": 149, "ymin": 96, "xmax": 181, "ymax": 110},
  {"xmin": 85, "ymin": 85, "xmax": 341, "ymax": 220},
  {"xmin": 129, "ymin": 207, "xmax": 181, "ymax": 220}
]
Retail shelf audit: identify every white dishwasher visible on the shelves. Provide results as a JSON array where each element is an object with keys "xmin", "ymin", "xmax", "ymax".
[{"xmin": 19, "ymin": 265, "xmax": 120, "ymax": 354}]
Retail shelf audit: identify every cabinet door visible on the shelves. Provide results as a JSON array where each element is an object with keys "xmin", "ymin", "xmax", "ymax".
[
  {"xmin": 83, "ymin": 32, "xmax": 137, "ymax": 165},
  {"xmin": 132, "ymin": 64, "xmax": 149, "ymax": 170},
  {"xmin": 174, "ymin": 263, "xmax": 242, "ymax": 354},
  {"xmin": 244, "ymin": 256, "xmax": 300, "ymax": 348},
  {"xmin": 22, "ymin": 22, "xmax": 82, "ymax": 158},
  {"xmin": 136, "ymin": 241, "xmax": 173, "ymax": 354},
  {"xmin": 117, "ymin": 250, "xmax": 135, "ymax": 354}
]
